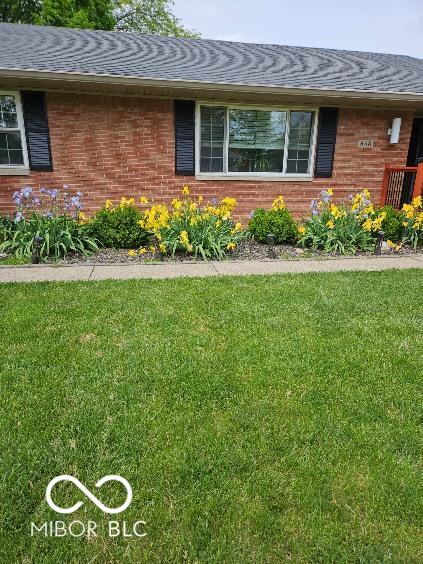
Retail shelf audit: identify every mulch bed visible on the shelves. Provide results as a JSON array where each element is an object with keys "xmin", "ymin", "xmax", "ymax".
[{"xmin": 58, "ymin": 239, "xmax": 423, "ymax": 265}]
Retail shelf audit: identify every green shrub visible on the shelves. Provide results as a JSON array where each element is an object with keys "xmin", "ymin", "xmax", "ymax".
[
  {"xmin": 89, "ymin": 198, "xmax": 149, "ymax": 249},
  {"xmin": 376, "ymin": 205, "xmax": 404, "ymax": 242},
  {"xmin": 0, "ymin": 214, "xmax": 98, "ymax": 260},
  {"xmin": 248, "ymin": 198, "xmax": 298, "ymax": 244}
]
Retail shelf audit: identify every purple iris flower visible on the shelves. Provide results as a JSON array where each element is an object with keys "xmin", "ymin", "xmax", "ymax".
[
  {"xmin": 21, "ymin": 186, "xmax": 32, "ymax": 198},
  {"xmin": 71, "ymin": 196, "xmax": 82, "ymax": 210},
  {"xmin": 14, "ymin": 211, "xmax": 23, "ymax": 223},
  {"xmin": 310, "ymin": 199, "xmax": 319, "ymax": 215},
  {"xmin": 12, "ymin": 191, "xmax": 21, "ymax": 205}
]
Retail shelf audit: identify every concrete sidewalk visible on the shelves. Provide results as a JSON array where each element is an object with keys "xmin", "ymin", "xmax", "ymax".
[{"xmin": 1, "ymin": 254, "xmax": 423, "ymax": 283}]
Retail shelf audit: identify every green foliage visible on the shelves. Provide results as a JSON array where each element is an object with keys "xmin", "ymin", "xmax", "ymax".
[
  {"xmin": 0, "ymin": 214, "xmax": 98, "ymax": 260},
  {"xmin": 0, "ymin": 216, "xmax": 13, "ymax": 243},
  {"xmin": 140, "ymin": 194, "xmax": 246, "ymax": 260},
  {"xmin": 376, "ymin": 205, "xmax": 405, "ymax": 242},
  {"xmin": 35, "ymin": 0, "xmax": 115, "ymax": 29},
  {"xmin": 0, "ymin": 0, "xmax": 41, "ymax": 23},
  {"xmin": 159, "ymin": 214, "xmax": 245, "ymax": 260},
  {"xmin": 248, "ymin": 207, "xmax": 298, "ymax": 244},
  {"xmin": 89, "ymin": 203, "xmax": 149, "ymax": 249},
  {"xmin": 299, "ymin": 211, "xmax": 373, "ymax": 254},
  {"xmin": 1, "ymin": 0, "xmax": 198, "ymax": 37},
  {"xmin": 401, "ymin": 196, "xmax": 423, "ymax": 249},
  {"xmin": 298, "ymin": 189, "xmax": 374, "ymax": 255},
  {"xmin": 113, "ymin": 0, "xmax": 199, "ymax": 37}
]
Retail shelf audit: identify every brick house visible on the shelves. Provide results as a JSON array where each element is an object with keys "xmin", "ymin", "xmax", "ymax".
[{"xmin": 0, "ymin": 23, "xmax": 422, "ymax": 219}]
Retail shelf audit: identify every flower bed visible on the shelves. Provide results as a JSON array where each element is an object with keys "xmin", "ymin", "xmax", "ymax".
[
  {"xmin": 297, "ymin": 189, "xmax": 423, "ymax": 255},
  {"xmin": 135, "ymin": 186, "xmax": 246, "ymax": 259},
  {"xmin": 1, "ymin": 184, "xmax": 422, "ymax": 264},
  {"xmin": 0, "ymin": 186, "xmax": 98, "ymax": 261}
]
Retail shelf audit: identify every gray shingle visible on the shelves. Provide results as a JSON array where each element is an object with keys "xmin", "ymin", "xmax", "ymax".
[{"xmin": 1, "ymin": 23, "xmax": 422, "ymax": 94}]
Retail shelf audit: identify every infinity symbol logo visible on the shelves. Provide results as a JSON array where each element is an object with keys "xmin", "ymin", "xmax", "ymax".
[{"xmin": 46, "ymin": 475, "xmax": 132, "ymax": 514}]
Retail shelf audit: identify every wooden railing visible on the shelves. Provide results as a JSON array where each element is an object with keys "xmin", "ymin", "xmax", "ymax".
[{"xmin": 380, "ymin": 163, "xmax": 423, "ymax": 207}]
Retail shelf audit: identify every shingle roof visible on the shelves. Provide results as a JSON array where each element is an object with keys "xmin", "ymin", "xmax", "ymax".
[{"xmin": 1, "ymin": 23, "xmax": 422, "ymax": 95}]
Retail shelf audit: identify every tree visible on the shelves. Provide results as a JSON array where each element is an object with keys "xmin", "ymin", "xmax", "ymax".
[
  {"xmin": 113, "ymin": 0, "xmax": 199, "ymax": 37},
  {"xmin": 0, "ymin": 0, "xmax": 199, "ymax": 37},
  {"xmin": 0, "ymin": 0, "xmax": 41, "ymax": 24},
  {"xmin": 35, "ymin": 0, "xmax": 115, "ymax": 30}
]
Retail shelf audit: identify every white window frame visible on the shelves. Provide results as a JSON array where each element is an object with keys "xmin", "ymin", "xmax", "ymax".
[
  {"xmin": 195, "ymin": 101, "xmax": 318, "ymax": 181},
  {"xmin": 0, "ymin": 90, "xmax": 29, "ymax": 175}
]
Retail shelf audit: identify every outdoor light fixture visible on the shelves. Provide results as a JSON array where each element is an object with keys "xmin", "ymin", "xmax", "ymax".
[
  {"xmin": 153, "ymin": 235, "xmax": 164, "ymax": 261},
  {"xmin": 388, "ymin": 118, "xmax": 401, "ymax": 144},
  {"xmin": 374, "ymin": 230, "xmax": 385, "ymax": 255},
  {"xmin": 31, "ymin": 236, "xmax": 44, "ymax": 264},
  {"xmin": 266, "ymin": 233, "xmax": 276, "ymax": 259}
]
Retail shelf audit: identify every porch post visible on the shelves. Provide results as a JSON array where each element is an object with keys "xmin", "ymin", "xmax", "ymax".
[
  {"xmin": 380, "ymin": 164, "xmax": 390, "ymax": 206},
  {"xmin": 412, "ymin": 163, "xmax": 423, "ymax": 198}
]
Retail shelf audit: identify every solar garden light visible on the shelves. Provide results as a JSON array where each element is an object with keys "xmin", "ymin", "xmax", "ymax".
[
  {"xmin": 31, "ymin": 236, "xmax": 44, "ymax": 264},
  {"xmin": 374, "ymin": 230, "xmax": 385, "ymax": 255},
  {"xmin": 266, "ymin": 233, "xmax": 277, "ymax": 259},
  {"xmin": 153, "ymin": 236, "xmax": 163, "ymax": 261}
]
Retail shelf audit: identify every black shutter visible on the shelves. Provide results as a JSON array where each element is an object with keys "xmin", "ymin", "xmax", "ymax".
[
  {"xmin": 21, "ymin": 91, "xmax": 53, "ymax": 172},
  {"xmin": 314, "ymin": 108, "xmax": 338, "ymax": 178},
  {"xmin": 174, "ymin": 100, "xmax": 195, "ymax": 176}
]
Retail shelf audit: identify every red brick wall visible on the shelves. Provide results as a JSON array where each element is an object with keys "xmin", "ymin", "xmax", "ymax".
[{"xmin": 0, "ymin": 92, "xmax": 414, "ymax": 220}]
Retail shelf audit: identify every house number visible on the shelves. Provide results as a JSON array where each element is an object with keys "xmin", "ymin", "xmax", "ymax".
[{"xmin": 358, "ymin": 139, "xmax": 374, "ymax": 148}]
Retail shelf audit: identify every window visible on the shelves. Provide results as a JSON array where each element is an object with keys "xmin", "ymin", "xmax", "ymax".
[
  {"xmin": 0, "ymin": 92, "xmax": 28, "ymax": 171},
  {"xmin": 200, "ymin": 105, "xmax": 225, "ymax": 173},
  {"xmin": 229, "ymin": 109, "xmax": 287, "ymax": 173},
  {"xmin": 198, "ymin": 104, "xmax": 316, "ymax": 177},
  {"xmin": 286, "ymin": 111, "xmax": 314, "ymax": 174}
]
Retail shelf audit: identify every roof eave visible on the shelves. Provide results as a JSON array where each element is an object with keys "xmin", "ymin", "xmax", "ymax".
[{"xmin": 1, "ymin": 67, "xmax": 423, "ymax": 103}]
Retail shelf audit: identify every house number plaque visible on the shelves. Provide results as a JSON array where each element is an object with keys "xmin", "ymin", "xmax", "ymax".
[{"xmin": 358, "ymin": 139, "xmax": 374, "ymax": 148}]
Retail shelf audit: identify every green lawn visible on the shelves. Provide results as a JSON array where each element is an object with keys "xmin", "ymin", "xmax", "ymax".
[{"xmin": 1, "ymin": 270, "xmax": 422, "ymax": 563}]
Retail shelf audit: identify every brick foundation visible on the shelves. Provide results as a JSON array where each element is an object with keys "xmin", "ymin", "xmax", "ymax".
[{"xmin": 0, "ymin": 92, "xmax": 414, "ymax": 220}]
